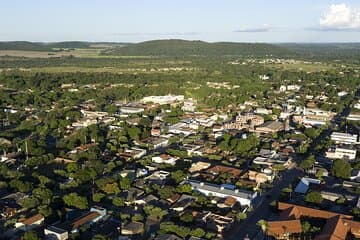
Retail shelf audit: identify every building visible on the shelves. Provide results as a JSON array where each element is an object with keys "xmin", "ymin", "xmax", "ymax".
[
  {"xmin": 142, "ymin": 95, "xmax": 184, "ymax": 105},
  {"xmin": 52, "ymin": 206, "xmax": 107, "ymax": 234},
  {"xmin": 121, "ymin": 221, "xmax": 144, "ymax": 235},
  {"xmin": 199, "ymin": 212, "xmax": 234, "ymax": 233},
  {"xmin": 255, "ymin": 121, "xmax": 284, "ymax": 134},
  {"xmin": 347, "ymin": 113, "xmax": 360, "ymax": 121},
  {"xmin": 15, "ymin": 213, "xmax": 44, "ymax": 231},
  {"xmin": 189, "ymin": 161, "xmax": 211, "ymax": 173},
  {"xmin": 331, "ymin": 132, "xmax": 358, "ymax": 145},
  {"xmin": 44, "ymin": 226, "xmax": 69, "ymax": 240},
  {"xmin": 303, "ymin": 108, "xmax": 334, "ymax": 126},
  {"xmin": 187, "ymin": 180, "xmax": 258, "ymax": 207},
  {"xmin": 118, "ymin": 148, "xmax": 147, "ymax": 160},
  {"xmin": 294, "ymin": 177, "xmax": 321, "ymax": 194},
  {"xmin": 325, "ymin": 146, "xmax": 357, "ymax": 160},
  {"xmin": 248, "ymin": 170, "xmax": 274, "ymax": 184},
  {"xmin": 266, "ymin": 202, "xmax": 360, "ymax": 240},
  {"xmin": 120, "ymin": 106, "xmax": 145, "ymax": 114},
  {"xmin": 168, "ymin": 122, "xmax": 194, "ymax": 136},
  {"xmin": 152, "ymin": 154, "xmax": 179, "ymax": 165},
  {"xmin": 206, "ymin": 165, "xmax": 243, "ymax": 179}
]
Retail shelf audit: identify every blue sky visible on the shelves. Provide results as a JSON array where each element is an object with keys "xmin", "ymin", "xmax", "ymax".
[{"xmin": 1, "ymin": 0, "xmax": 360, "ymax": 42}]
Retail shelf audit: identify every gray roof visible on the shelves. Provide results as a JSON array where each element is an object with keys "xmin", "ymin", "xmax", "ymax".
[
  {"xmin": 155, "ymin": 234, "xmax": 182, "ymax": 240},
  {"xmin": 187, "ymin": 180, "xmax": 255, "ymax": 200}
]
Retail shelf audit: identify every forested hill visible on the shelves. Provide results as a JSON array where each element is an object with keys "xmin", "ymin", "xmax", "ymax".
[
  {"xmin": 278, "ymin": 43, "xmax": 360, "ymax": 60},
  {"xmin": 101, "ymin": 39, "xmax": 295, "ymax": 57}
]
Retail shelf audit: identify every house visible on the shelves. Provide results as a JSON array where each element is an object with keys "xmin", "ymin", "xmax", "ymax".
[
  {"xmin": 248, "ymin": 169, "xmax": 274, "ymax": 184},
  {"xmin": 182, "ymin": 99, "xmax": 197, "ymax": 112},
  {"xmin": 145, "ymin": 171, "xmax": 170, "ymax": 184},
  {"xmin": 189, "ymin": 161, "xmax": 211, "ymax": 173},
  {"xmin": 54, "ymin": 206, "xmax": 107, "ymax": 233},
  {"xmin": 135, "ymin": 194, "xmax": 159, "ymax": 205},
  {"xmin": 15, "ymin": 213, "xmax": 44, "ymax": 231},
  {"xmin": 255, "ymin": 108, "xmax": 272, "ymax": 115},
  {"xmin": 255, "ymin": 121, "xmax": 284, "ymax": 134},
  {"xmin": 198, "ymin": 211, "xmax": 234, "ymax": 233},
  {"xmin": 140, "ymin": 137, "xmax": 169, "ymax": 149},
  {"xmin": 252, "ymin": 156, "xmax": 291, "ymax": 168},
  {"xmin": 152, "ymin": 154, "xmax": 178, "ymax": 165},
  {"xmin": 320, "ymin": 190, "xmax": 357, "ymax": 202},
  {"xmin": 294, "ymin": 177, "xmax": 321, "ymax": 194},
  {"xmin": 44, "ymin": 226, "xmax": 69, "ymax": 240},
  {"xmin": 170, "ymin": 195, "xmax": 196, "ymax": 212},
  {"xmin": 168, "ymin": 122, "xmax": 194, "ymax": 136},
  {"xmin": 187, "ymin": 180, "xmax": 258, "ymax": 207},
  {"xmin": 151, "ymin": 128, "xmax": 161, "ymax": 136},
  {"xmin": 206, "ymin": 165, "xmax": 243, "ymax": 179},
  {"xmin": 118, "ymin": 148, "xmax": 147, "ymax": 160},
  {"xmin": 182, "ymin": 144, "xmax": 202, "ymax": 156},
  {"xmin": 121, "ymin": 221, "xmax": 144, "ymax": 235}
]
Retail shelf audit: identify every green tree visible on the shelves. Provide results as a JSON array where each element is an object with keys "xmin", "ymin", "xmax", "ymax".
[
  {"xmin": 112, "ymin": 197, "xmax": 125, "ymax": 207},
  {"xmin": 191, "ymin": 228, "xmax": 206, "ymax": 238},
  {"xmin": 332, "ymin": 159, "xmax": 351, "ymax": 179},
  {"xmin": 102, "ymin": 182, "xmax": 120, "ymax": 195},
  {"xmin": 299, "ymin": 155, "xmax": 315, "ymax": 170},
  {"xmin": 63, "ymin": 193, "xmax": 88, "ymax": 209},
  {"xmin": 171, "ymin": 170, "xmax": 186, "ymax": 183},
  {"xmin": 144, "ymin": 205, "xmax": 168, "ymax": 220},
  {"xmin": 119, "ymin": 177, "xmax": 131, "ymax": 190},
  {"xmin": 236, "ymin": 212, "xmax": 247, "ymax": 221},
  {"xmin": 33, "ymin": 187, "xmax": 53, "ymax": 205},
  {"xmin": 305, "ymin": 191, "xmax": 323, "ymax": 205},
  {"xmin": 93, "ymin": 193, "xmax": 105, "ymax": 203}
]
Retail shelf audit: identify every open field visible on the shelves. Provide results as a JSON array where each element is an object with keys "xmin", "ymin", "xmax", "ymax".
[
  {"xmin": 0, "ymin": 48, "xmax": 158, "ymax": 59},
  {"xmin": 11, "ymin": 66, "xmax": 200, "ymax": 74},
  {"xmin": 265, "ymin": 62, "xmax": 335, "ymax": 72}
]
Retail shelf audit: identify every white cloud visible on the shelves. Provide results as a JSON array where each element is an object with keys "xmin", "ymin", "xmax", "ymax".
[
  {"xmin": 234, "ymin": 24, "xmax": 272, "ymax": 33},
  {"xmin": 320, "ymin": 3, "xmax": 360, "ymax": 30}
]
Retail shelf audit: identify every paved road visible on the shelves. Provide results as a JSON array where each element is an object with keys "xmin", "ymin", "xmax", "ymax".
[{"xmin": 224, "ymin": 167, "xmax": 303, "ymax": 240}]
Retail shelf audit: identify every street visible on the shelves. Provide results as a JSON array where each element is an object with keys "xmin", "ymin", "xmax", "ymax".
[{"xmin": 224, "ymin": 167, "xmax": 303, "ymax": 240}]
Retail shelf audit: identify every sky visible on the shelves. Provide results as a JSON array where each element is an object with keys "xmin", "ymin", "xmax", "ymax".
[{"xmin": 1, "ymin": 0, "xmax": 360, "ymax": 42}]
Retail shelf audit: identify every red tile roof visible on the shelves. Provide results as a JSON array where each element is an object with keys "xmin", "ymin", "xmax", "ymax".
[{"xmin": 267, "ymin": 220, "xmax": 302, "ymax": 237}]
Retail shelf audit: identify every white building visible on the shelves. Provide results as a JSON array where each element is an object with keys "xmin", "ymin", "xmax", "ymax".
[
  {"xmin": 187, "ymin": 180, "xmax": 258, "ymax": 207},
  {"xmin": 152, "ymin": 154, "xmax": 178, "ymax": 165},
  {"xmin": 142, "ymin": 95, "xmax": 184, "ymax": 105},
  {"xmin": 303, "ymin": 108, "xmax": 334, "ymax": 126},
  {"xmin": 168, "ymin": 122, "xmax": 194, "ymax": 136},
  {"xmin": 44, "ymin": 226, "xmax": 69, "ymax": 240},
  {"xmin": 330, "ymin": 132, "xmax": 358, "ymax": 145},
  {"xmin": 120, "ymin": 106, "xmax": 145, "ymax": 114},
  {"xmin": 326, "ymin": 146, "xmax": 357, "ymax": 160}
]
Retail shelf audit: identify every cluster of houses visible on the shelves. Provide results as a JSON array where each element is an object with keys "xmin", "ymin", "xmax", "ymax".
[{"xmin": 1, "ymin": 85, "xmax": 359, "ymax": 240}]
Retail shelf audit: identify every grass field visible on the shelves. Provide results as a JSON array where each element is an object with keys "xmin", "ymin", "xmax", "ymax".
[
  {"xmin": 265, "ymin": 62, "xmax": 335, "ymax": 72},
  {"xmin": 0, "ymin": 48, "xmax": 159, "ymax": 59}
]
